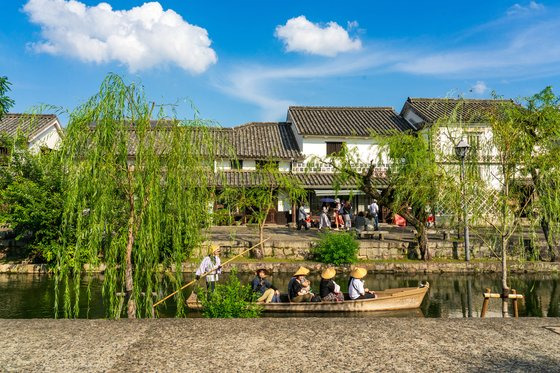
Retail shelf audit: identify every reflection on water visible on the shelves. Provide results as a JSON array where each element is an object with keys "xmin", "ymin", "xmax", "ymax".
[{"xmin": 0, "ymin": 272, "xmax": 559, "ymax": 318}]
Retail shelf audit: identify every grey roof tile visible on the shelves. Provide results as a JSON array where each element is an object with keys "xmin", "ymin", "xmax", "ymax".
[
  {"xmin": 288, "ymin": 106, "xmax": 412, "ymax": 137},
  {"xmin": 402, "ymin": 97, "xmax": 513, "ymax": 124},
  {"xmin": 0, "ymin": 113, "xmax": 59, "ymax": 140}
]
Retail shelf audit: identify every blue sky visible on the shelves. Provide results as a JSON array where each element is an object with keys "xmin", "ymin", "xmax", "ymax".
[{"xmin": 1, "ymin": 0, "xmax": 560, "ymax": 126}]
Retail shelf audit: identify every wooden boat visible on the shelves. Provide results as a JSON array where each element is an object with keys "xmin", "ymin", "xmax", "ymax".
[{"xmin": 186, "ymin": 282, "xmax": 429, "ymax": 313}]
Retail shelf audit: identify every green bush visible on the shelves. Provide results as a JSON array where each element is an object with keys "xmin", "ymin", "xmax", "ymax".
[
  {"xmin": 196, "ymin": 269, "xmax": 262, "ymax": 318},
  {"xmin": 313, "ymin": 231, "xmax": 359, "ymax": 265}
]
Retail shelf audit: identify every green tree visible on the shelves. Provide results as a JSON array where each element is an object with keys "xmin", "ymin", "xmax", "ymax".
[
  {"xmin": 219, "ymin": 160, "xmax": 306, "ymax": 258},
  {"xmin": 507, "ymin": 87, "xmax": 560, "ymax": 261},
  {"xmin": 0, "ymin": 76, "xmax": 15, "ymax": 119},
  {"xmin": 318, "ymin": 129, "xmax": 442, "ymax": 260},
  {"xmin": 57, "ymin": 74, "xmax": 218, "ymax": 318},
  {"xmin": 0, "ymin": 133, "xmax": 62, "ymax": 262}
]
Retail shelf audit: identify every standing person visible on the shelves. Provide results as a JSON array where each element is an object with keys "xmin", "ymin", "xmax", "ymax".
[
  {"xmin": 348, "ymin": 267, "xmax": 377, "ymax": 300},
  {"xmin": 252, "ymin": 269, "xmax": 280, "ymax": 303},
  {"xmin": 319, "ymin": 204, "xmax": 331, "ymax": 230},
  {"xmin": 368, "ymin": 199, "xmax": 380, "ymax": 231},
  {"xmin": 288, "ymin": 266, "xmax": 314, "ymax": 302},
  {"xmin": 195, "ymin": 245, "xmax": 222, "ymax": 292},
  {"xmin": 343, "ymin": 200, "xmax": 352, "ymax": 230},
  {"xmin": 334, "ymin": 198, "xmax": 343, "ymax": 230},
  {"xmin": 319, "ymin": 268, "xmax": 344, "ymax": 302},
  {"xmin": 297, "ymin": 204, "xmax": 309, "ymax": 231}
]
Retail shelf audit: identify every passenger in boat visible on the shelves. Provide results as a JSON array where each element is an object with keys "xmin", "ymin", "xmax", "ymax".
[
  {"xmin": 348, "ymin": 267, "xmax": 377, "ymax": 300},
  {"xmin": 195, "ymin": 244, "xmax": 222, "ymax": 292},
  {"xmin": 288, "ymin": 266, "xmax": 314, "ymax": 302},
  {"xmin": 319, "ymin": 268, "xmax": 344, "ymax": 302},
  {"xmin": 252, "ymin": 269, "xmax": 280, "ymax": 303}
]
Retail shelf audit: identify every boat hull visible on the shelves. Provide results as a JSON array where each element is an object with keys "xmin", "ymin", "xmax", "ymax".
[{"xmin": 186, "ymin": 283, "xmax": 429, "ymax": 313}]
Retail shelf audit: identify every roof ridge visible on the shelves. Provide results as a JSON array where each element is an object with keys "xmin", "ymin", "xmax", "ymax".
[
  {"xmin": 289, "ymin": 106, "xmax": 395, "ymax": 110},
  {"xmin": 234, "ymin": 121, "xmax": 288, "ymax": 129},
  {"xmin": 407, "ymin": 97, "xmax": 512, "ymax": 102}
]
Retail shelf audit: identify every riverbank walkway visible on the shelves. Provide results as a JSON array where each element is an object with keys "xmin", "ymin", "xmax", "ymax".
[{"xmin": 1, "ymin": 318, "xmax": 559, "ymax": 372}]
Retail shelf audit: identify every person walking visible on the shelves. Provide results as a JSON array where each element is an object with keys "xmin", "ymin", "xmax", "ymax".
[
  {"xmin": 297, "ymin": 204, "xmax": 309, "ymax": 231},
  {"xmin": 334, "ymin": 198, "xmax": 343, "ymax": 230},
  {"xmin": 319, "ymin": 204, "xmax": 331, "ymax": 230},
  {"xmin": 368, "ymin": 199, "xmax": 380, "ymax": 231},
  {"xmin": 342, "ymin": 200, "xmax": 352, "ymax": 230},
  {"xmin": 195, "ymin": 244, "xmax": 222, "ymax": 292}
]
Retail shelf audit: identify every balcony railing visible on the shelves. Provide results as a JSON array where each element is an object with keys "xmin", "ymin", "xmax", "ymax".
[{"xmin": 292, "ymin": 161, "xmax": 388, "ymax": 177}]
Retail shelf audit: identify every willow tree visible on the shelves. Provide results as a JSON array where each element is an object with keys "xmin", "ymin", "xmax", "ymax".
[
  {"xmin": 219, "ymin": 160, "xmax": 306, "ymax": 258},
  {"xmin": 57, "ymin": 74, "xmax": 217, "ymax": 318},
  {"xmin": 507, "ymin": 87, "xmax": 560, "ymax": 261},
  {"xmin": 318, "ymin": 128, "xmax": 442, "ymax": 260}
]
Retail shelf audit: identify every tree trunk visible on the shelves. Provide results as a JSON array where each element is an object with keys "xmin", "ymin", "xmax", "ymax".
[
  {"xmin": 541, "ymin": 217, "xmax": 560, "ymax": 262},
  {"xmin": 501, "ymin": 235, "xmax": 510, "ymax": 318},
  {"xmin": 401, "ymin": 210, "xmax": 431, "ymax": 260},
  {"xmin": 125, "ymin": 214, "xmax": 136, "ymax": 318},
  {"xmin": 255, "ymin": 222, "xmax": 265, "ymax": 259}
]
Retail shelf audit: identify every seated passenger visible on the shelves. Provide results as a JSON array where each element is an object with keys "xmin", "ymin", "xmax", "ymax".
[
  {"xmin": 288, "ymin": 266, "xmax": 314, "ymax": 302},
  {"xmin": 319, "ymin": 268, "xmax": 344, "ymax": 302},
  {"xmin": 252, "ymin": 268, "xmax": 280, "ymax": 303},
  {"xmin": 348, "ymin": 267, "xmax": 377, "ymax": 300}
]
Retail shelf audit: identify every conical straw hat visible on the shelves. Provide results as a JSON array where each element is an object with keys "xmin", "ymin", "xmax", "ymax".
[
  {"xmin": 350, "ymin": 267, "xmax": 367, "ymax": 279},
  {"xmin": 293, "ymin": 266, "xmax": 310, "ymax": 276},
  {"xmin": 208, "ymin": 244, "xmax": 221, "ymax": 255},
  {"xmin": 321, "ymin": 268, "xmax": 336, "ymax": 280}
]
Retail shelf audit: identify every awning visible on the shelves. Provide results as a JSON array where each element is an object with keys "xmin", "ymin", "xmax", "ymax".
[{"xmin": 313, "ymin": 189, "xmax": 365, "ymax": 197}]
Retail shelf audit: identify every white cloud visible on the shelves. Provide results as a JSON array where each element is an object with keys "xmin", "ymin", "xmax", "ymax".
[
  {"xmin": 470, "ymin": 81, "xmax": 488, "ymax": 94},
  {"xmin": 274, "ymin": 16, "xmax": 362, "ymax": 57},
  {"xmin": 23, "ymin": 0, "xmax": 217, "ymax": 73},
  {"xmin": 507, "ymin": 1, "xmax": 545, "ymax": 16}
]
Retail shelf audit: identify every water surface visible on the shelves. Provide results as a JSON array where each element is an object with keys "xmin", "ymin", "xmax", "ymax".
[{"xmin": 0, "ymin": 273, "xmax": 558, "ymax": 318}]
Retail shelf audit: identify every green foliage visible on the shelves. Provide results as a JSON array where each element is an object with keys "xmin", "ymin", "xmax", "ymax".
[
  {"xmin": 196, "ymin": 270, "xmax": 262, "ymax": 318},
  {"xmin": 56, "ymin": 74, "xmax": 219, "ymax": 318},
  {"xmin": 0, "ymin": 134, "xmax": 62, "ymax": 262},
  {"xmin": 313, "ymin": 231, "xmax": 358, "ymax": 265},
  {"xmin": 0, "ymin": 76, "xmax": 15, "ymax": 119}
]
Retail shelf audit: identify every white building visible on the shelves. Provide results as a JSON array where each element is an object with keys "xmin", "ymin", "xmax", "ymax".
[{"xmin": 0, "ymin": 113, "xmax": 63, "ymax": 153}]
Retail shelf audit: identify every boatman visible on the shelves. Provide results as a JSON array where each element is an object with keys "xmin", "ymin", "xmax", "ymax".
[{"xmin": 195, "ymin": 244, "xmax": 222, "ymax": 292}]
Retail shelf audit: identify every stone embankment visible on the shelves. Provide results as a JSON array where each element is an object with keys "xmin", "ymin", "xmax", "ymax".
[
  {"xmin": 1, "ymin": 318, "xmax": 559, "ymax": 372},
  {"xmin": 1, "ymin": 260, "xmax": 559, "ymax": 274}
]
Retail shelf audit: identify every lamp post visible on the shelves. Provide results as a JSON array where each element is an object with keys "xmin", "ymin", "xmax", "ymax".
[{"xmin": 455, "ymin": 139, "xmax": 471, "ymax": 262}]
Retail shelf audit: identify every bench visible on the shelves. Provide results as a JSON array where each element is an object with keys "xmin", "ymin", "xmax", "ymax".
[{"xmin": 358, "ymin": 230, "xmax": 388, "ymax": 240}]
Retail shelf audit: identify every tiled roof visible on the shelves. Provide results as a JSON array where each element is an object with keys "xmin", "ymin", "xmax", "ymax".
[
  {"xmin": 402, "ymin": 97, "xmax": 513, "ymax": 124},
  {"xmin": 124, "ymin": 121, "xmax": 302, "ymax": 160},
  {"xmin": 0, "ymin": 113, "xmax": 60, "ymax": 140},
  {"xmin": 232, "ymin": 122, "xmax": 301, "ymax": 159},
  {"xmin": 217, "ymin": 171, "xmax": 388, "ymax": 189},
  {"xmin": 288, "ymin": 106, "xmax": 412, "ymax": 137}
]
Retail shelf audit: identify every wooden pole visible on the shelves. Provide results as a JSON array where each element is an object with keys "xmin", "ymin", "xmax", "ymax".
[
  {"xmin": 481, "ymin": 287, "xmax": 491, "ymax": 318},
  {"xmin": 512, "ymin": 289, "xmax": 519, "ymax": 318},
  {"xmin": 152, "ymin": 237, "xmax": 271, "ymax": 309}
]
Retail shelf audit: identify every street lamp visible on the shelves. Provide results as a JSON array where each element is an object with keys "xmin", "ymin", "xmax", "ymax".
[{"xmin": 455, "ymin": 139, "xmax": 471, "ymax": 262}]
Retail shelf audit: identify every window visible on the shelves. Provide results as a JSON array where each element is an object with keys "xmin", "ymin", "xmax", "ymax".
[
  {"xmin": 467, "ymin": 133, "xmax": 481, "ymax": 159},
  {"xmin": 326, "ymin": 142, "xmax": 343, "ymax": 155},
  {"xmin": 0, "ymin": 147, "xmax": 8, "ymax": 156},
  {"xmin": 230, "ymin": 159, "xmax": 243, "ymax": 170},
  {"xmin": 256, "ymin": 160, "xmax": 279, "ymax": 170}
]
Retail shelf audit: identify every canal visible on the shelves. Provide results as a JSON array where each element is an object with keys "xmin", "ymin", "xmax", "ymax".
[{"xmin": 0, "ymin": 273, "xmax": 558, "ymax": 318}]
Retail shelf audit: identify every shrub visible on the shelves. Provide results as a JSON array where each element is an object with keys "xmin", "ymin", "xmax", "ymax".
[
  {"xmin": 196, "ymin": 269, "xmax": 262, "ymax": 318},
  {"xmin": 313, "ymin": 231, "xmax": 359, "ymax": 265}
]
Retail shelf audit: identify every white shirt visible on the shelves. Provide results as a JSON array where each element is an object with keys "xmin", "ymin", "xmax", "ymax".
[
  {"xmin": 369, "ymin": 202, "xmax": 379, "ymax": 216},
  {"xmin": 196, "ymin": 255, "xmax": 222, "ymax": 282},
  {"xmin": 348, "ymin": 278, "xmax": 365, "ymax": 300}
]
